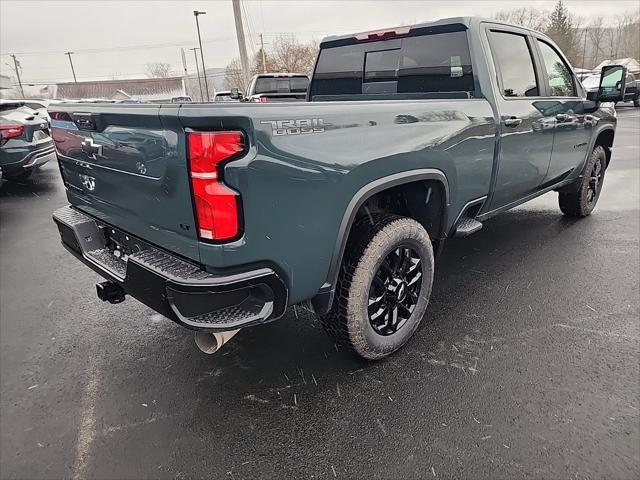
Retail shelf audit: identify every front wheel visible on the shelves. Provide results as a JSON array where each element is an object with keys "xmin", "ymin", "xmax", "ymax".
[
  {"xmin": 558, "ymin": 145, "xmax": 606, "ymax": 218},
  {"xmin": 320, "ymin": 214, "xmax": 434, "ymax": 360}
]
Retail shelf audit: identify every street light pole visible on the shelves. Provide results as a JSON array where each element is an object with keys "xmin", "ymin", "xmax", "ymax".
[
  {"xmin": 64, "ymin": 51, "xmax": 78, "ymax": 83},
  {"xmin": 190, "ymin": 47, "xmax": 205, "ymax": 102},
  {"xmin": 232, "ymin": 0, "xmax": 250, "ymax": 88},
  {"xmin": 193, "ymin": 10, "xmax": 210, "ymax": 101},
  {"xmin": 259, "ymin": 34, "xmax": 267, "ymax": 74}
]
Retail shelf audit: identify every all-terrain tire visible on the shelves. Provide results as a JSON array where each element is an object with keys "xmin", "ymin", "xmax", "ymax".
[
  {"xmin": 559, "ymin": 145, "xmax": 607, "ymax": 218},
  {"xmin": 319, "ymin": 214, "xmax": 434, "ymax": 360}
]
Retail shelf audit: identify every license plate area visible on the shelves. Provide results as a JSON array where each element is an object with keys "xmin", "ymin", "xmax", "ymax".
[
  {"xmin": 83, "ymin": 222, "xmax": 152, "ymax": 280},
  {"xmin": 99, "ymin": 224, "xmax": 151, "ymax": 262}
]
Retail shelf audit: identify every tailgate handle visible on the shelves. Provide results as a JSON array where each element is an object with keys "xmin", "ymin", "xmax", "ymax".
[
  {"xmin": 73, "ymin": 112, "xmax": 98, "ymax": 131},
  {"xmin": 81, "ymin": 137, "xmax": 103, "ymax": 158}
]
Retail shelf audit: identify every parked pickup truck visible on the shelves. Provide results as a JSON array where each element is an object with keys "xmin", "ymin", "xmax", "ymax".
[{"xmin": 50, "ymin": 17, "xmax": 626, "ymax": 360}]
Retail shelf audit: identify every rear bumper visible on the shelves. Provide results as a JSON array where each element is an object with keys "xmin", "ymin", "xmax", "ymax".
[
  {"xmin": 1, "ymin": 141, "xmax": 55, "ymax": 174},
  {"xmin": 52, "ymin": 206, "xmax": 288, "ymax": 332}
]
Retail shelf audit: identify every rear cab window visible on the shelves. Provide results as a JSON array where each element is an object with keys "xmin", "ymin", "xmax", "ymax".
[
  {"xmin": 254, "ymin": 76, "xmax": 309, "ymax": 94},
  {"xmin": 309, "ymin": 27, "xmax": 475, "ymax": 99}
]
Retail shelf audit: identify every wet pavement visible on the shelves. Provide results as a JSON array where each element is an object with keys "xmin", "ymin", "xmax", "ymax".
[{"xmin": 1, "ymin": 108, "xmax": 638, "ymax": 479}]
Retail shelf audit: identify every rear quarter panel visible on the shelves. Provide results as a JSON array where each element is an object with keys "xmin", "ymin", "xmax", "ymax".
[{"xmin": 179, "ymin": 99, "xmax": 496, "ymax": 303}]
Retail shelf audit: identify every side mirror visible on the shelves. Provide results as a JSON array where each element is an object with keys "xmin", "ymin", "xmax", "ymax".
[
  {"xmin": 229, "ymin": 88, "xmax": 243, "ymax": 100},
  {"xmin": 596, "ymin": 65, "xmax": 627, "ymax": 103}
]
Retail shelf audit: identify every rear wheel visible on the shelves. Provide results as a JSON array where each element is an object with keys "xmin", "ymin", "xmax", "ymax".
[
  {"xmin": 320, "ymin": 214, "xmax": 434, "ymax": 360},
  {"xmin": 633, "ymin": 95, "xmax": 639, "ymax": 108},
  {"xmin": 558, "ymin": 145, "xmax": 606, "ymax": 218}
]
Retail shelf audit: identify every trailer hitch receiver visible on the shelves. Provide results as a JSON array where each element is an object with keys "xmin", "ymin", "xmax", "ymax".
[{"xmin": 96, "ymin": 281, "xmax": 126, "ymax": 304}]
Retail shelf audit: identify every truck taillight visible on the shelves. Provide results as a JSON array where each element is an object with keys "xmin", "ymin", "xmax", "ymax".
[
  {"xmin": 187, "ymin": 131, "xmax": 244, "ymax": 241},
  {"xmin": 0, "ymin": 124, "xmax": 24, "ymax": 141}
]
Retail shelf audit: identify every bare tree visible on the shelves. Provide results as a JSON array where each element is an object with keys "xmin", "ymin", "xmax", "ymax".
[
  {"xmin": 223, "ymin": 36, "xmax": 318, "ymax": 90},
  {"xmin": 269, "ymin": 35, "xmax": 318, "ymax": 75},
  {"xmin": 495, "ymin": 3, "xmax": 640, "ymax": 70},
  {"xmin": 223, "ymin": 58, "xmax": 249, "ymax": 90},
  {"xmin": 585, "ymin": 17, "xmax": 607, "ymax": 68},
  {"xmin": 609, "ymin": 10, "xmax": 640, "ymax": 61},
  {"xmin": 145, "ymin": 62, "xmax": 172, "ymax": 78},
  {"xmin": 494, "ymin": 7, "xmax": 548, "ymax": 31}
]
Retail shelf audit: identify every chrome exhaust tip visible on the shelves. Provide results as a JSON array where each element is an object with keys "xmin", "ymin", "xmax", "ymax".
[{"xmin": 194, "ymin": 330, "xmax": 240, "ymax": 354}]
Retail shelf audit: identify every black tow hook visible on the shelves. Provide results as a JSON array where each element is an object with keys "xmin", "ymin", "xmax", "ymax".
[{"xmin": 96, "ymin": 281, "xmax": 126, "ymax": 304}]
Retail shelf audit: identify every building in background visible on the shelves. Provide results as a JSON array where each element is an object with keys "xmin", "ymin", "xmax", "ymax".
[
  {"xmin": 182, "ymin": 68, "xmax": 226, "ymax": 102},
  {"xmin": 55, "ymin": 77, "xmax": 186, "ymax": 102},
  {"xmin": 0, "ymin": 75, "xmax": 12, "ymax": 91}
]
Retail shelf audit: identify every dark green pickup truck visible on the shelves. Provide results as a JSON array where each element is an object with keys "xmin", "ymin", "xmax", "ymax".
[{"xmin": 50, "ymin": 17, "xmax": 626, "ymax": 360}]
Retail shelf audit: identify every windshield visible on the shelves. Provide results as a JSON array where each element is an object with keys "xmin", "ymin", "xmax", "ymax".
[{"xmin": 582, "ymin": 75, "xmax": 600, "ymax": 88}]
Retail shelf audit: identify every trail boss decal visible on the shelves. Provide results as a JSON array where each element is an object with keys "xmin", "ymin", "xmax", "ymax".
[{"xmin": 261, "ymin": 118, "xmax": 329, "ymax": 136}]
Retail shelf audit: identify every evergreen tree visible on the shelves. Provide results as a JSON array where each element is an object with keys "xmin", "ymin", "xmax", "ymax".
[{"xmin": 546, "ymin": 0, "xmax": 578, "ymax": 64}]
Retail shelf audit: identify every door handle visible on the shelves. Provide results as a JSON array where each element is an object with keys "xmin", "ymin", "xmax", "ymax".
[
  {"xmin": 555, "ymin": 113, "xmax": 569, "ymax": 122},
  {"xmin": 503, "ymin": 117, "xmax": 522, "ymax": 127}
]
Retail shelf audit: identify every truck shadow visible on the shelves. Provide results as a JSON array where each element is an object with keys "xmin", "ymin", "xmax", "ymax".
[
  {"xmin": 151, "ymin": 204, "xmax": 584, "ymax": 391},
  {"xmin": 81, "ymin": 203, "xmax": 596, "ymax": 470}
]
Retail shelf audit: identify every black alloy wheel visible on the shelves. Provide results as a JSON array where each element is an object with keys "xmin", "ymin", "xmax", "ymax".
[
  {"xmin": 368, "ymin": 246, "xmax": 422, "ymax": 336},
  {"xmin": 586, "ymin": 156, "xmax": 603, "ymax": 209}
]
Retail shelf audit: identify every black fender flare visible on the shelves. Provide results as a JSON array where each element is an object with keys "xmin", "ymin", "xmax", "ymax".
[{"xmin": 311, "ymin": 168, "xmax": 450, "ymax": 314}]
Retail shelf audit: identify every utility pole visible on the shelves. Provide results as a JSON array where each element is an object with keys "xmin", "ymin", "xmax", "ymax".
[
  {"xmin": 232, "ymin": 0, "xmax": 250, "ymax": 88},
  {"xmin": 64, "ymin": 51, "xmax": 78, "ymax": 83},
  {"xmin": 190, "ymin": 47, "xmax": 205, "ymax": 102},
  {"xmin": 259, "ymin": 33, "xmax": 267, "ymax": 74},
  {"xmin": 193, "ymin": 11, "xmax": 210, "ymax": 101},
  {"xmin": 9, "ymin": 54, "xmax": 24, "ymax": 98},
  {"xmin": 581, "ymin": 28, "xmax": 588, "ymax": 70}
]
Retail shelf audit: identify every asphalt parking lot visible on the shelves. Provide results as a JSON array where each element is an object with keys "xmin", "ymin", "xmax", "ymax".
[{"xmin": 1, "ymin": 107, "xmax": 638, "ymax": 480}]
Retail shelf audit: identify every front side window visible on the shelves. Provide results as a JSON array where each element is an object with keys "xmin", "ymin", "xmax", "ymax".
[
  {"xmin": 488, "ymin": 31, "xmax": 539, "ymax": 97},
  {"xmin": 537, "ymin": 40, "xmax": 577, "ymax": 97}
]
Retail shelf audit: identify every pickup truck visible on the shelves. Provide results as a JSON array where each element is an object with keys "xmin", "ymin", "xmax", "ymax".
[
  {"xmin": 245, "ymin": 73, "xmax": 310, "ymax": 102},
  {"xmin": 50, "ymin": 17, "xmax": 626, "ymax": 360}
]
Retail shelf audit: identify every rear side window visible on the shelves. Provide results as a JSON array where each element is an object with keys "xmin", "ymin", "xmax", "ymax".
[
  {"xmin": 398, "ymin": 33, "xmax": 473, "ymax": 94},
  {"xmin": 488, "ymin": 31, "xmax": 539, "ymax": 97},
  {"xmin": 312, "ymin": 44, "xmax": 365, "ymax": 95},
  {"xmin": 537, "ymin": 40, "xmax": 576, "ymax": 97},
  {"xmin": 310, "ymin": 30, "xmax": 474, "ymax": 98}
]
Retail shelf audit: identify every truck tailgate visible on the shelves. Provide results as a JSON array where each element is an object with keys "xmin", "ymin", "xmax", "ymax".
[{"xmin": 50, "ymin": 104, "xmax": 200, "ymax": 262}]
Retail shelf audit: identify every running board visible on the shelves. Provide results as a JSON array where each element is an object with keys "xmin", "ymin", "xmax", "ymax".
[{"xmin": 454, "ymin": 217, "xmax": 483, "ymax": 237}]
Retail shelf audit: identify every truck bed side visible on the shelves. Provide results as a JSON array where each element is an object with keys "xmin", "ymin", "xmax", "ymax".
[{"xmin": 178, "ymin": 99, "xmax": 497, "ymax": 303}]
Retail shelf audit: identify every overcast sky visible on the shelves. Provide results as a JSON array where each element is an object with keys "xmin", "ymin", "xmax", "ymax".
[{"xmin": 1, "ymin": 0, "xmax": 637, "ymax": 84}]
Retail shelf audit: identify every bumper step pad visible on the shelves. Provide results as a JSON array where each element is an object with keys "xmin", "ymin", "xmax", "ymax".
[{"xmin": 52, "ymin": 206, "xmax": 287, "ymax": 331}]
